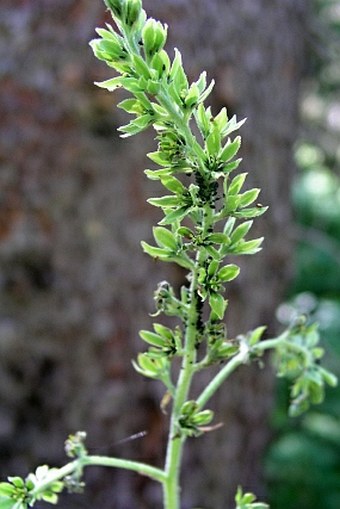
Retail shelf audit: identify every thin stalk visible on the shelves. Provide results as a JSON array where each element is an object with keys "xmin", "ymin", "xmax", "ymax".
[
  {"xmin": 196, "ymin": 351, "xmax": 247, "ymax": 410},
  {"xmin": 30, "ymin": 457, "xmax": 166, "ymax": 500},
  {"xmin": 196, "ymin": 331, "xmax": 292, "ymax": 410},
  {"xmin": 83, "ymin": 456, "xmax": 166, "ymax": 483}
]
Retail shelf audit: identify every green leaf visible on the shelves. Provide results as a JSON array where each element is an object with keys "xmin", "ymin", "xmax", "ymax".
[
  {"xmin": 94, "ymin": 76, "xmax": 123, "ymax": 91},
  {"xmin": 228, "ymin": 172, "xmax": 248, "ymax": 195},
  {"xmin": 119, "ymin": 76, "xmax": 143, "ymax": 93},
  {"xmin": 132, "ymin": 54, "xmax": 151, "ymax": 79},
  {"xmin": 220, "ymin": 136, "xmax": 241, "ymax": 162},
  {"xmin": 7, "ymin": 480, "xmax": 23, "ymax": 490},
  {"xmin": 144, "ymin": 168, "xmax": 172, "ymax": 180},
  {"xmin": 177, "ymin": 226, "xmax": 193, "ymax": 238},
  {"xmin": 158, "ymin": 206, "xmax": 189, "ymax": 225},
  {"xmin": 233, "ymin": 206, "xmax": 268, "ymax": 219},
  {"xmin": 139, "ymin": 330, "xmax": 166, "ymax": 347},
  {"xmin": 141, "ymin": 241, "xmax": 171, "ymax": 258},
  {"xmin": 230, "ymin": 221, "xmax": 253, "ymax": 244},
  {"xmin": 194, "ymin": 71, "xmax": 207, "ymax": 94},
  {"xmin": 206, "ymin": 127, "xmax": 221, "ymax": 156},
  {"xmin": 117, "ymin": 98, "xmax": 144, "ymax": 114},
  {"xmin": 206, "ymin": 232, "xmax": 230, "ymax": 245},
  {"xmin": 209, "ymin": 292, "xmax": 227, "ymax": 320},
  {"xmin": 198, "ymin": 79, "xmax": 215, "ymax": 103},
  {"xmin": 133, "ymin": 353, "xmax": 164, "ymax": 378},
  {"xmin": 41, "ymin": 492, "xmax": 59, "ymax": 504},
  {"xmin": 0, "ymin": 498, "xmax": 19, "ymax": 509},
  {"xmin": 169, "ymin": 48, "xmax": 188, "ymax": 93},
  {"xmin": 0, "ymin": 485, "xmax": 15, "ymax": 497},
  {"xmin": 233, "ymin": 237, "xmax": 264, "ymax": 255},
  {"xmin": 218, "ymin": 264, "xmax": 240, "ymax": 282},
  {"xmin": 248, "ymin": 326, "xmax": 267, "ymax": 346},
  {"xmin": 223, "ymin": 217, "xmax": 236, "ymax": 236},
  {"xmin": 153, "ymin": 226, "xmax": 178, "ymax": 250},
  {"xmin": 153, "ymin": 323, "xmax": 173, "ymax": 341},
  {"xmin": 204, "ymin": 245, "xmax": 220, "ymax": 260},
  {"xmin": 195, "ymin": 103, "xmax": 211, "ymax": 138},
  {"xmin": 147, "ymin": 151, "xmax": 170, "ymax": 167},
  {"xmin": 147, "ymin": 195, "xmax": 180, "ymax": 207},
  {"xmin": 238, "ymin": 188, "xmax": 261, "ymax": 208},
  {"xmin": 208, "ymin": 260, "xmax": 219, "ymax": 277},
  {"xmin": 184, "ymin": 83, "xmax": 200, "ymax": 108},
  {"xmin": 150, "ymin": 50, "xmax": 171, "ymax": 77},
  {"xmin": 221, "ymin": 158, "xmax": 242, "ymax": 174},
  {"xmin": 160, "ymin": 176, "xmax": 186, "ymax": 194},
  {"xmin": 319, "ymin": 367, "xmax": 338, "ymax": 387},
  {"xmin": 214, "ymin": 107, "xmax": 228, "ymax": 132},
  {"xmin": 222, "ymin": 115, "xmax": 246, "ymax": 137},
  {"xmin": 118, "ymin": 114, "xmax": 153, "ymax": 137}
]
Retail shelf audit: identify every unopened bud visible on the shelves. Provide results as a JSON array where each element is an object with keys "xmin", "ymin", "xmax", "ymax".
[
  {"xmin": 142, "ymin": 18, "xmax": 168, "ymax": 57},
  {"xmin": 191, "ymin": 409, "xmax": 214, "ymax": 426},
  {"xmin": 104, "ymin": 0, "xmax": 124, "ymax": 18},
  {"xmin": 125, "ymin": 0, "xmax": 142, "ymax": 26},
  {"xmin": 89, "ymin": 38, "xmax": 126, "ymax": 62}
]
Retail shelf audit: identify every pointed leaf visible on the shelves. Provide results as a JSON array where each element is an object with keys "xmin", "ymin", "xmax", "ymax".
[
  {"xmin": 147, "ymin": 195, "xmax": 180, "ymax": 207},
  {"xmin": 228, "ymin": 173, "xmax": 248, "ymax": 195},
  {"xmin": 220, "ymin": 136, "xmax": 241, "ymax": 162},
  {"xmin": 234, "ymin": 237, "xmax": 264, "ymax": 254},
  {"xmin": 141, "ymin": 241, "xmax": 171, "ymax": 258},
  {"xmin": 233, "ymin": 206, "xmax": 268, "ymax": 219},
  {"xmin": 238, "ymin": 188, "xmax": 261, "ymax": 208},
  {"xmin": 158, "ymin": 206, "xmax": 189, "ymax": 225},
  {"xmin": 153, "ymin": 226, "xmax": 178, "ymax": 250},
  {"xmin": 218, "ymin": 264, "xmax": 240, "ymax": 282},
  {"xmin": 209, "ymin": 292, "xmax": 227, "ymax": 320},
  {"xmin": 230, "ymin": 221, "xmax": 253, "ymax": 244},
  {"xmin": 139, "ymin": 330, "xmax": 166, "ymax": 347},
  {"xmin": 94, "ymin": 76, "xmax": 123, "ymax": 90},
  {"xmin": 160, "ymin": 176, "xmax": 186, "ymax": 194}
]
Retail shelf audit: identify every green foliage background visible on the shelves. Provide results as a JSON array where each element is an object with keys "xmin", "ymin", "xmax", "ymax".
[{"xmin": 266, "ymin": 1, "xmax": 340, "ymax": 507}]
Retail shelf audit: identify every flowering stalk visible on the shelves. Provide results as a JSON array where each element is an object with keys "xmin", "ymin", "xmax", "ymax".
[{"xmin": 0, "ymin": 1, "xmax": 337, "ymax": 509}]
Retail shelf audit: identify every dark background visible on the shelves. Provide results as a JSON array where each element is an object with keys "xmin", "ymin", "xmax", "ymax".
[{"xmin": 1, "ymin": 1, "xmax": 339, "ymax": 508}]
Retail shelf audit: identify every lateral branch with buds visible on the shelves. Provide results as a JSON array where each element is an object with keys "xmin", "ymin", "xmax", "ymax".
[{"xmin": 0, "ymin": 1, "xmax": 337, "ymax": 509}]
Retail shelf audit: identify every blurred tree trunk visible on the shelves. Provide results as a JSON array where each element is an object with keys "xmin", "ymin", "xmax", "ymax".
[{"xmin": 0, "ymin": 1, "xmax": 307, "ymax": 508}]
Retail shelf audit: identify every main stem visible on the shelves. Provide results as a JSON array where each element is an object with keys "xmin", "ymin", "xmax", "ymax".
[
  {"xmin": 163, "ymin": 207, "xmax": 212, "ymax": 509},
  {"xmin": 163, "ymin": 267, "xmax": 199, "ymax": 509}
]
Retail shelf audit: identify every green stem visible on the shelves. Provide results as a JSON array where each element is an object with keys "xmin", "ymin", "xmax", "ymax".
[
  {"xmin": 163, "ymin": 206, "xmax": 213, "ymax": 509},
  {"xmin": 29, "ymin": 461, "xmax": 80, "ymax": 498},
  {"xmin": 30, "ymin": 457, "xmax": 166, "ymax": 500},
  {"xmin": 197, "ymin": 350, "xmax": 248, "ymax": 410},
  {"xmin": 83, "ymin": 456, "xmax": 166, "ymax": 483},
  {"xmin": 163, "ymin": 266, "xmax": 199, "ymax": 509},
  {"xmin": 196, "ymin": 331, "xmax": 291, "ymax": 410}
]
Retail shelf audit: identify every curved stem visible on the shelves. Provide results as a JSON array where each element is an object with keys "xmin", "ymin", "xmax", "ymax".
[
  {"xmin": 29, "ymin": 456, "xmax": 166, "ymax": 500},
  {"xmin": 83, "ymin": 456, "xmax": 166, "ymax": 483},
  {"xmin": 196, "ymin": 351, "xmax": 247, "ymax": 410},
  {"xmin": 196, "ymin": 331, "xmax": 291, "ymax": 410}
]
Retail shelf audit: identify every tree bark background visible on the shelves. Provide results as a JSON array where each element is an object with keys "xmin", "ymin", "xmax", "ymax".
[{"xmin": 0, "ymin": 1, "xmax": 308, "ymax": 508}]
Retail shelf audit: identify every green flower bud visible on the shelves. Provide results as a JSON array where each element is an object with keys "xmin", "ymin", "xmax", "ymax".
[
  {"xmin": 184, "ymin": 83, "xmax": 200, "ymax": 108},
  {"xmin": 89, "ymin": 38, "xmax": 127, "ymax": 62},
  {"xmin": 125, "ymin": 0, "xmax": 142, "ymax": 26},
  {"xmin": 180, "ymin": 400, "xmax": 198, "ymax": 416},
  {"xmin": 103, "ymin": 0, "xmax": 125, "ymax": 18},
  {"xmin": 191, "ymin": 409, "xmax": 214, "ymax": 426},
  {"xmin": 142, "ymin": 18, "xmax": 168, "ymax": 57}
]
